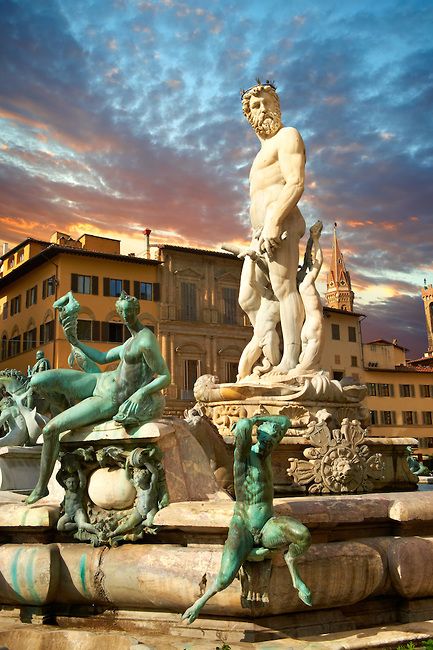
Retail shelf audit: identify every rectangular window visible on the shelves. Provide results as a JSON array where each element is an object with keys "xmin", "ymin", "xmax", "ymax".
[
  {"xmin": 10, "ymin": 295, "xmax": 21, "ymax": 316},
  {"xmin": 351, "ymin": 356, "xmax": 358, "ymax": 367},
  {"xmin": 367, "ymin": 383, "xmax": 377, "ymax": 396},
  {"xmin": 334, "ymin": 354, "xmax": 341, "ymax": 365},
  {"xmin": 225, "ymin": 361, "xmax": 238, "ymax": 383},
  {"xmin": 378, "ymin": 383, "xmax": 394, "ymax": 397},
  {"xmin": 182, "ymin": 359, "xmax": 199, "ymax": 399},
  {"xmin": 136, "ymin": 281, "xmax": 153, "ymax": 301},
  {"xmin": 422, "ymin": 412, "xmax": 433, "ymax": 425},
  {"xmin": 402, "ymin": 411, "xmax": 418, "ymax": 425},
  {"xmin": 42, "ymin": 276, "xmax": 56, "ymax": 299},
  {"xmin": 400, "ymin": 384, "xmax": 414, "ymax": 398},
  {"xmin": 26, "ymin": 285, "xmax": 37, "ymax": 307},
  {"xmin": 23, "ymin": 328, "xmax": 37, "ymax": 352},
  {"xmin": 181, "ymin": 282, "xmax": 197, "ymax": 321},
  {"xmin": 222, "ymin": 287, "xmax": 238, "ymax": 325},
  {"xmin": 333, "ymin": 370, "xmax": 344, "ymax": 380},
  {"xmin": 420, "ymin": 385, "xmax": 432, "ymax": 398},
  {"xmin": 103, "ymin": 277, "xmax": 130, "ymax": 298},
  {"xmin": 370, "ymin": 410, "xmax": 378, "ymax": 425},
  {"xmin": 380, "ymin": 411, "xmax": 396, "ymax": 425},
  {"xmin": 109, "ymin": 322, "xmax": 124, "ymax": 342},
  {"xmin": 2, "ymin": 302, "xmax": 8, "ymax": 320},
  {"xmin": 331, "ymin": 324, "xmax": 340, "ymax": 340},
  {"xmin": 22, "ymin": 331, "xmax": 32, "ymax": 352},
  {"xmin": 77, "ymin": 320, "xmax": 92, "ymax": 341},
  {"xmin": 40, "ymin": 320, "xmax": 54, "ymax": 344},
  {"xmin": 348, "ymin": 326, "xmax": 357, "ymax": 342},
  {"xmin": 71, "ymin": 274, "xmax": 99, "ymax": 295},
  {"xmin": 8, "ymin": 334, "xmax": 21, "ymax": 357}
]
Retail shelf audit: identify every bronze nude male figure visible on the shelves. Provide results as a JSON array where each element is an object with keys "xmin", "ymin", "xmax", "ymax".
[{"xmin": 182, "ymin": 415, "xmax": 311, "ymax": 624}]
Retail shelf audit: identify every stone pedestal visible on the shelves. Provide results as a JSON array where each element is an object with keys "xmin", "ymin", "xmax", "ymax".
[
  {"xmin": 2, "ymin": 490, "xmax": 433, "ymax": 647},
  {"xmin": 0, "ymin": 445, "xmax": 41, "ymax": 493}
]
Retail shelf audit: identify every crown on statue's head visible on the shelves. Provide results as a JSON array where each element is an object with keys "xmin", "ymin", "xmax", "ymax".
[{"xmin": 240, "ymin": 78, "xmax": 277, "ymax": 98}]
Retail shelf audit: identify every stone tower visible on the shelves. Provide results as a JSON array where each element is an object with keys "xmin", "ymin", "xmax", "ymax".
[
  {"xmin": 325, "ymin": 223, "xmax": 354, "ymax": 312},
  {"xmin": 421, "ymin": 280, "xmax": 433, "ymax": 354}
]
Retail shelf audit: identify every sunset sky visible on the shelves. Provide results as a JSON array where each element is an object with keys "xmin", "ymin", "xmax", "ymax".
[{"xmin": 1, "ymin": 0, "xmax": 432, "ymax": 357}]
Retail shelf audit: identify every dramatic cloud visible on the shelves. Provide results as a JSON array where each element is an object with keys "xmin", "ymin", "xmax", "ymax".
[{"xmin": 1, "ymin": 0, "xmax": 432, "ymax": 356}]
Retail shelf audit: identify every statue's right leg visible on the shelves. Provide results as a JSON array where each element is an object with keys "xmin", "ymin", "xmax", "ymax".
[
  {"xmin": 182, "ymin": 515, "xmax": 253, "ymax": 624},
  {"xmin": 26, "ymin": 393, "xmax": 116, "ymax": 505}
]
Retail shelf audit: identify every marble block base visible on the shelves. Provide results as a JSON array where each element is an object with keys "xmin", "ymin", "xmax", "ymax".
[{"xmin": 0, "ymin": 446, "xmax": 42, "ymax": 493}]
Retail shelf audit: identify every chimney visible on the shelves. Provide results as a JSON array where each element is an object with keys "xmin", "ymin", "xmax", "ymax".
[{"xmin": 143, "ymin": 228, "xmax": 151, "ymax": 259}]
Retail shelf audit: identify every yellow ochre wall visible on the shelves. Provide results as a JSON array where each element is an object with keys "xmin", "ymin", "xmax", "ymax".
[{"xmin": 0, "ymin": 248, "xmax": 159, "ymax": 373}]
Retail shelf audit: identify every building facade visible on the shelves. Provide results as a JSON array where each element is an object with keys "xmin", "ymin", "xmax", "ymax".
[
  {"xmin": 0, "ymin": 233, "xmax": 160, "ymax": 374},
  {"xmin": 0, "ymin": 234, "xmax": 252, "ymax": 412}
]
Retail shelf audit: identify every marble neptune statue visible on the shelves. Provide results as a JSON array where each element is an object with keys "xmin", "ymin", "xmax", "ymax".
[
  {"xmin": 238, "ymin": 80, "xmax": 307, "ymax": 376},
  {"xmin": 26, "ymin": 291, "xmax": 170, "ymax": 505}
]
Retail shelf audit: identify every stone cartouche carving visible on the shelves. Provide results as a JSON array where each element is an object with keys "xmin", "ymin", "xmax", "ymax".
[
  {"xmin": 26, "ymin": 290, "xmax": 170, "ymax": 505},
  {"xmin": 288, "ymin": 411, "xmax": 385, "ymax": 494},
  {"xmin": 57, "ymin": 444, "xmax": 169, "ymax": 546},
  {"xmin": 184, "ymin": 406, "xmax": 234, "ymax": 494},
  {"xmin": 182, "ymin": 415, "xmax": 311, "ymax": 624}
]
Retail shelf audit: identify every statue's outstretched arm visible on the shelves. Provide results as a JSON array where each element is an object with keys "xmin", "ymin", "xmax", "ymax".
[{"xmin": 72, "ymin": 341, "xmax": 122, "ymax": 365}]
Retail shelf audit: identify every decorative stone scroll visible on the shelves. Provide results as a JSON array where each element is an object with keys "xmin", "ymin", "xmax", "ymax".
[
  {"xmin": 288, "ymin": 411, "xmax": 385, "ymax": 494},
  {"xmin": 56, "ymin": 443, "xmax": 169, "ymax": 546}
]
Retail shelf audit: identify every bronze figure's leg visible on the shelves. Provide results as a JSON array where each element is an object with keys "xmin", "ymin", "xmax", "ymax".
[
  {"xmin": 261, "ymin": 515, "xmax": 312, "ymax": 606},
  {"xmin": 182, "ymin": 516, "xmax": 254, "ymax": 624}
]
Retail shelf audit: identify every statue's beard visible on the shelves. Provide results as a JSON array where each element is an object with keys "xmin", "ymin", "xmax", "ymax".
[{"xmin": 250, "ymin": 110, "xmax": 282, "ymax": 137}]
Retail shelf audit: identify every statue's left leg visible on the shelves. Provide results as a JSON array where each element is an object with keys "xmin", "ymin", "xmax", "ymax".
[{"xmin": 261, "ymin": 515, "xmax": 312, "ymax": 606}]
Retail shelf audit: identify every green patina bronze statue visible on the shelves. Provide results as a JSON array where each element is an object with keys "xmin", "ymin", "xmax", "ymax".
[
  {"xmin": 182, "ymin": 415, "xmax": 312, "ymax": 624},
  {"xmin": 26, "ymin": 290, "xmax": 170, "ymax": 505}
]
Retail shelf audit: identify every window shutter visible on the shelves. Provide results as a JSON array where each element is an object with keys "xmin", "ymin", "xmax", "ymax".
[
  {"xmin": 101, "ymin": 321, "xmax": 109, "ymax": 342},
  {"xmin": 39, "ymin": 324, "xmax": 44, "ymax": 345},
  {"xmin": 153, "ymin": 282, "xmax": 160, "ymax": 301},
  {"xmin": 92, "ymin": 321, "xmax": 101, "ymax": 341},
  {"xmin": 123, "ymin": 279, "xmax": 130, "ymax": 294},
  {"xmin": 103, "ymin": 278, "xmax": 110, "ymax": 296},
  {"xmin": 71, "ymin": 273, "xmax": 78, "ymax": 292},
  {"xmin": 134, "ymin": 281, "xmax": 140, "ymax": 299},
  {"xmin": 42, "ymin": 280, "xmax": 46, "ymax": 299},
  {"xmin": 26, "ymin": 290, "xmax": 29, "ymax": 308},
  {"xmin": 410, "ymin": 384, "xmax": 415, "ymax": 398},
  {"xmin": 34, "ymin": 286, "xmax": 37, "ymax": 304},
  {"xmin": 92, "ymin": 276, "xmax": 99, "ymax": 295},
  {"xmin": 390, "ymin": 384, "xmax": 394, "ymax": 397}
]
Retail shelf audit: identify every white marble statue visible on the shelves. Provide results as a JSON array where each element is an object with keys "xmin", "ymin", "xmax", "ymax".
[
  {"xmin": 239, "ymin": 80, "xmax": 306, "ymax": 375},
  {"xmin": 296, "ymin": 220, "xmax": 324, "ymax": 374}
]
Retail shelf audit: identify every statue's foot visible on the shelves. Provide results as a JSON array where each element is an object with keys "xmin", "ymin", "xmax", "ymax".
[
  {"xmin": 297, "ymin": 581, "xmax": 312, "ymax": 607},
  {"xmin": 181, "ymin": 604, "xmax": 200, "ymax": 625},
  {"xmin": 25, "ymin": 487, "xmax": 49, "ymax": 505}
]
